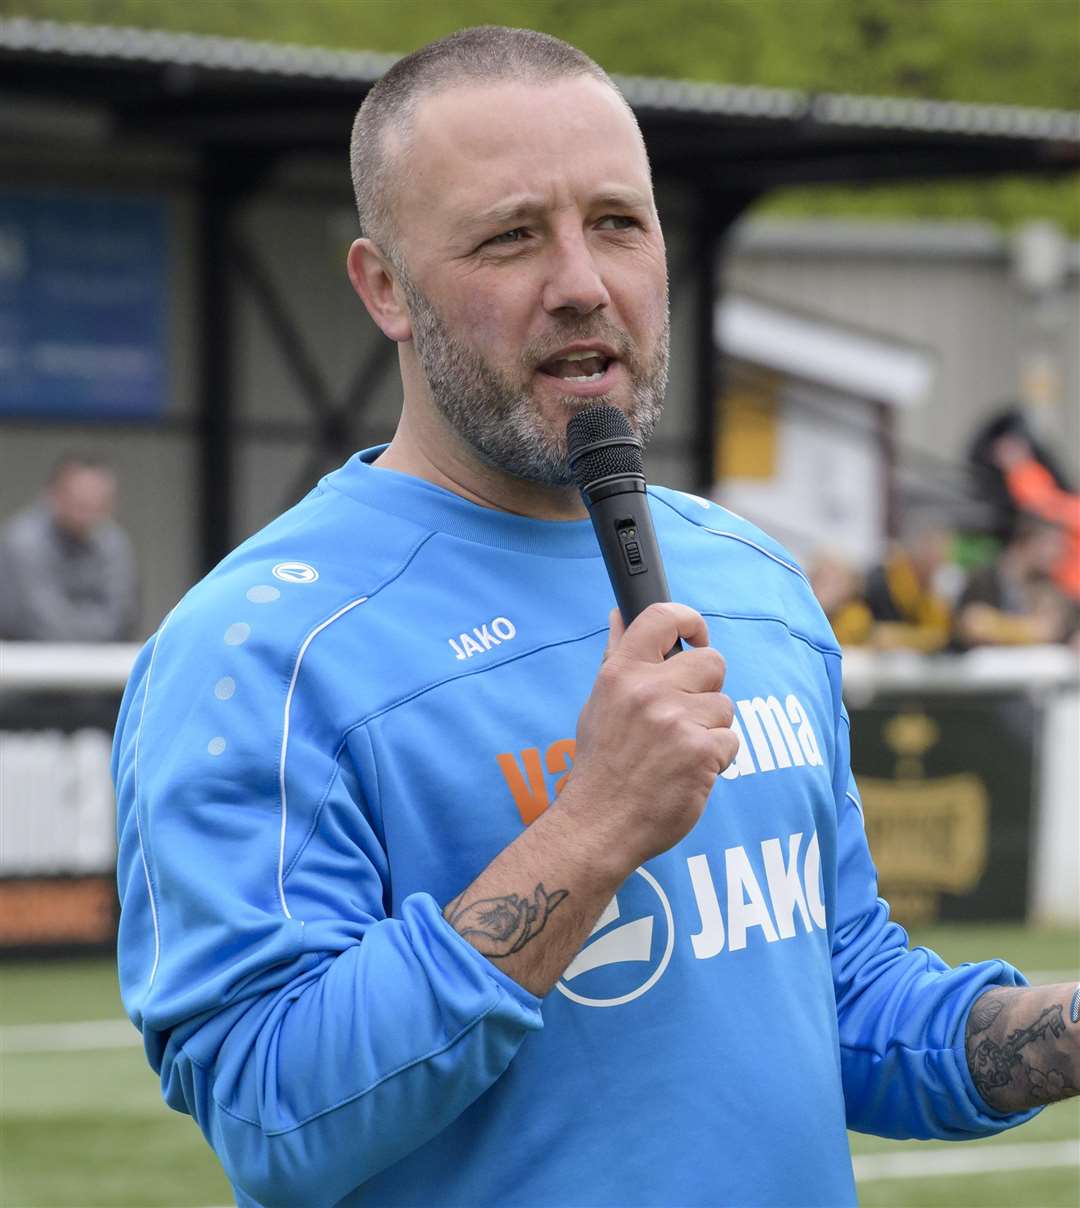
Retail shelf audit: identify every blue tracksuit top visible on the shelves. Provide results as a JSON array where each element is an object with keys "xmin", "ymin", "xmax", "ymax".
[{"xmin": 112, "ymin": 448, "xmax": 1036, "ymax": 1207}]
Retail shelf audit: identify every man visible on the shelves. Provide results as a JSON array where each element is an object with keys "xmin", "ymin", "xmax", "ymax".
[
  {"xmin": 862, "ymin": 511, "xmax": 954, "ymax": 653},
  {"xmin": 991, "ymin": 431, "xmax": 1080, "ymax": 604},
  {"xmin": 955, "ymin": 514, "xmax": 1073, "ymax": 649},
  {"xmin": 0, "ymin": 454, "xmax": 138, "ymax": 641},
  {"xmin": 113, "ymin": 28, "xmax": 1077, "ymax": 1208}
]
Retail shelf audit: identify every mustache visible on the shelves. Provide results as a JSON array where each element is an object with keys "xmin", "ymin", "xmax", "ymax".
[{"xmin": 522, "ymin": 320, "xmax": 637, "ymax": 371}]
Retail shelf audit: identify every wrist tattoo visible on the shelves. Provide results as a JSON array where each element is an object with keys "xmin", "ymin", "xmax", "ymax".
[
  {"xmin": 447, "ymin": 883, "xmax": 569, "ymax": 959},
  {"xmin": 966, "ymin": 987, "xmax": 1077, "ymax": 1111}
]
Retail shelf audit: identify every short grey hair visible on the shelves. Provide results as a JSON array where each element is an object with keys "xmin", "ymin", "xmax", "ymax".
[{"xmin": 349, "ymin": 26, "xmax": 642, "ymax": 270}]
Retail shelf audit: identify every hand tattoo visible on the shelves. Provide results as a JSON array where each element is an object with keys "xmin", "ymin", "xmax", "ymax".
[
  {"xmin": 966, "ymin": 987, "xmax": 1078, "ymax": 1112},
  {"xmin": 448, "ymin": 883, "xmax": 569, "ymax": 958}
]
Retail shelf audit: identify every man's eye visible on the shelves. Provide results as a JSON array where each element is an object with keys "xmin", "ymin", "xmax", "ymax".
[
  {"xmin": 487, "ymin": 228, "xmax": 529, "ymax": 246},
  {"xmin": 597, "ymin": 215, "xmax": 638, "ymax": 231}
]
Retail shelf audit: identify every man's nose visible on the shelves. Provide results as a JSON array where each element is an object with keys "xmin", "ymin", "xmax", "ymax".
[{"xmin": 541, "ymin": 234, "xmax": 610, "ymax": 315}]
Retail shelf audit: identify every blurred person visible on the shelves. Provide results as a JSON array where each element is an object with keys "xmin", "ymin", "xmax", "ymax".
[
  {"xmin": 808, "ymin": 551, "xmax": 873, "ymax": 645},
  {"xmin": 968, "ymin": 407, "xmax": 1074, "ymax": 543},
  {"xmin": 990, "ymin": 431, "xmax": 1079, "ymax": 604},
  {"xmin": 111, "ymin": 27, "xmax": 1078, "ymax": 1208},
  {"xmin": 863, "ymin": 512, "xmax": 954, "ymax": 652},
  {"xmin": 0, "ymin": 454, "xmax": 138, "ymax": 642},
  {"xmin": 955, "ymin": 514, "xmax": 1076, "ymax": 649}
]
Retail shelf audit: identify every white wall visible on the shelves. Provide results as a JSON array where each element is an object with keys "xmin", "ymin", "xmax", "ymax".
[{"xmin": 725, "ymin": 220, "xmax": 1080, "ymax": 486}]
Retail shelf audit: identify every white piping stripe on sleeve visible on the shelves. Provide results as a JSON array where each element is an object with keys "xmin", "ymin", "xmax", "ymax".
[
  {"xmin": 702, "ymin": 527, "xmax": 810, "ymax": 584},
  {"xmin": 846, "ymin": 790, "xmax": 864, "ymax": 818},
  {"xmin": 132, "ymin": 606, "xmax": 175, "ymax": 990},
  {"xmin": 277, "ymin": 596, "xmax": 369, "ymax": 919}
]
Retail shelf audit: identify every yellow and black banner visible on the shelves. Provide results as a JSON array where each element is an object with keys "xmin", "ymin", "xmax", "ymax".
[{"xmin": 849, "ymin": 694, "xmax": 1035, "ymax": 927}]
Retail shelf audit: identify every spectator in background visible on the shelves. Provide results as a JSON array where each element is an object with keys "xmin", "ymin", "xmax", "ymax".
[
  {"xmin": 954, "ymin": 514, "xmax": 1075, "ymax": 650},
  {"xmin": 808, "ymin": 552, "xmax": 873, "ymax": 646},
  {"xmin": 863, "ymin": 512, "xmax": 954, "ymax": 653},
  {"xmin": 990, "ymin": 432, "xmax": 1079, "ymax": 604},
  {"xmin": 0, "ymin": 454, "xmax": 138, "ymax": 642}
]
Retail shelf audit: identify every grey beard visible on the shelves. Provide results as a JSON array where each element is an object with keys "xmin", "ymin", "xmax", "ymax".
[{"xmin": 398, "ymin": 268, "xmax": 669, "ymax": 488}]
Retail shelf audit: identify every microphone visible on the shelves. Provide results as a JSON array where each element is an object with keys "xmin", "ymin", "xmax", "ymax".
[{"xmin": 566, "ymin": 405, "xmax": 680, "ymax": 655}]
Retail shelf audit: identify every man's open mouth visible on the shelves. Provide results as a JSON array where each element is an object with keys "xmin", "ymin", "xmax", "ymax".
[{"xmin": 537, "ymin": 350, "xmax": 613, "ymax": 383}]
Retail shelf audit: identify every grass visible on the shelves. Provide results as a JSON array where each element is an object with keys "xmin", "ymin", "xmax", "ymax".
[
  {"xmin": 1, "ymin": 960, "xmax": 231, "ymax": 1207},
  {"xmin": 1, "ymin": 925, "xmax": 1077, "ymax": 1207},
  {"xmin": 904, "ymin": 923, "xmax": 1078, "ymax": 977},
  {"xmin": 857, "ymin": 1168, "xmax": 1080, "ymax": 1208}
]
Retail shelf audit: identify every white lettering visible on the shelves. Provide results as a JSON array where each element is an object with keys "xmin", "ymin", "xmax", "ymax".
[
  {"xmin": 687, "ymin": 853, "xmax": 725, "ymax": 958},
  {"xmin": 460, "ymin": 634, "xmax": 484, "ymax": 658},
  {"xmin": 737, "ymin": 696, "xmax": 803, "ymax": 771},
  {"xmin": 473, "ymin": 624, "xmax": 500, "ymax": 651},
  {"xmin": 803, "ymin": 831, "xmax": 828, "ymax": 929},
  {"xmin": 686, "ymin": 830, "xmax": 827, "ymax": 961},
  {"xmin": 491, "ymin": 617, "xmax": 516, "ymax": 642},
  {"xmin": 720, "ymin": 715, "xmax": 756, "ymax": 780},
  {"xmin": 725, "ymin": 845, "xmax": 779, "ymax": 951},
  {"xmin": 786, "ymin": 694, "xmax": 823, "ymax": 767},
  {"xmin": 0, "ymin": 728, "xmax": 115, "ymax": 874},
  {"xmin": 448, "ymin": 617, "xmax": 517, "ymax": 660},
  {"xmin": 761, "ymin": 833, "xmax": 813, "ymax": 939}
]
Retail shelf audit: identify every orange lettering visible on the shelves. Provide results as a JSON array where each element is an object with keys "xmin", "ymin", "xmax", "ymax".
[
  {"xmin": 546, "ymin": 739, "xmax": 577, "ymax": 796},
  {"xmin": 496, "ymin": 748, "xmax": 550, "ymax": 824}
]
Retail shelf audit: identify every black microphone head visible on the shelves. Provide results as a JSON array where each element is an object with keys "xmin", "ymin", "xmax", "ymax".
[{"xmin": 566, "ymin": 406, "xmax": 644, "ymax": 493}]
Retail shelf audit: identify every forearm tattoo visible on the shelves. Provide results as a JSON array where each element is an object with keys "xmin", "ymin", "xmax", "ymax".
[
  {"xmin": 965, "ymin": 985, "xmax": 1079, "ymax": 1112},
  {"xmin": 447, "ymin": 883, "xmax": 569, "ymax": 958}
]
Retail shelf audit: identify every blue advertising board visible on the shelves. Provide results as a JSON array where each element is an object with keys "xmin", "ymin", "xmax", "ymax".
[{"xmin": 0, "ymin": 191, "xmax": 168, "ymax": 418}]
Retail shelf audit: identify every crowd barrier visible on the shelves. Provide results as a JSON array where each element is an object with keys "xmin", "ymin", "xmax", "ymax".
[{"xmin": 1, "ymin": 640, "xmax": 1076, "ymax": 953}]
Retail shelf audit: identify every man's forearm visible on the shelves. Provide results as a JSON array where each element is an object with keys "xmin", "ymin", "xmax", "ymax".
[
  {"xmin": 443, "ymin": 788, "xmax": 631, "ymax": 998},
  {"xmin": 965, "ymin": 983, "xmax": 1080, "ymax": 1112}
]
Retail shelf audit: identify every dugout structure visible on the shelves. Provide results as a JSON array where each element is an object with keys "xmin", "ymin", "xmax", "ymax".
[
  {"xmin": 0, "ymin": 16, "xmax": 1078, "ymax": 613},
  {"xmin": 1, "ymin": 20, "xmax": 1079, "ymax": 953}
]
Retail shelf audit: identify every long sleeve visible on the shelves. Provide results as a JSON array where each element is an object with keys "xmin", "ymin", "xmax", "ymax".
[
  {"xmin": 113, "ymin": 604, "xmax": 542, "ymax": 1207},
  {"xmin": 828, "ymin": 710, "xmax": 1041, "ymax": 1140}
]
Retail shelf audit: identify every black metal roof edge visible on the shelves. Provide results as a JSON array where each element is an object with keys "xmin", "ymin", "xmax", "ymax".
[
  {"xmin": 2, "ymin": 16, "xmax": 1078, "ymax": 143},
  {"xmin": 0, "ymin": 15, "xmax": 400, "ymax": 80},
  {"xmin": 614, "ymin": 70, "xmax": 807, "ymax": 121},
  {"xmin": 811, "ymin": 93, "xmax": 1080, "ymax": 142}
]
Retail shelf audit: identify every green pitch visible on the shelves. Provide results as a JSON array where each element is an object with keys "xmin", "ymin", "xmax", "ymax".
[{"xmin": 1, "ymin": 924, "xmax": 1077, "ymax": 1207}]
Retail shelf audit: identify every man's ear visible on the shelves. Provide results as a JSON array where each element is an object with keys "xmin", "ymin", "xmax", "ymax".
[{"xmin": 347, "ymin": 238, "xmax": 412, "ymax": 343}]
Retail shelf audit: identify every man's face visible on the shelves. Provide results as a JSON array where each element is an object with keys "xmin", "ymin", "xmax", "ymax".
[
  {"xmin": 387, "ymin": 75, "xmax": 669, "ymax": 486},
  {"xmin": 48, "ymin": 466, "xmax": 116, "ymax": 541}
]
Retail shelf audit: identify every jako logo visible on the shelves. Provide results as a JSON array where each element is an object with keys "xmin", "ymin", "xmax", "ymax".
[
  {"xmin": 449, "ymin": 616, "xmax": 516, "ymax": 661},
  {"xmin": 272, "ymin": 561, "xmax": 319, "ymax": 584},
  {"xmin": 555, "ymin": 832, "xmax": 827, "ymax": 1009},
  {"xmin": 557, "ymin": 866, "xmax": 675, "ymax": 1008},
  {"xmin": 686, "ymin": 831, "xmax": 827, "ymax": 958}
]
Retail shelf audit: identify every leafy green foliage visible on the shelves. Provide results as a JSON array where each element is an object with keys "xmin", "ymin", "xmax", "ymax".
[
  {"xmin": 7, "ymin": 0, "xmax": 1078, "ymax": 105},
  {"xmin": 4, "ymin": 0, "xmax": 1078, "ymax": 230}
]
